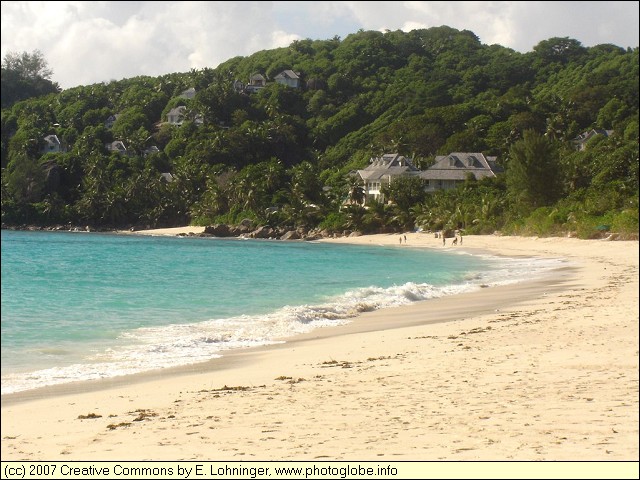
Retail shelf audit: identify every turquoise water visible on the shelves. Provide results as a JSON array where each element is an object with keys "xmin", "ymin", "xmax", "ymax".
[{"xmin": 1, "ymin": 230, "xmax": 561, "ymax": 394}]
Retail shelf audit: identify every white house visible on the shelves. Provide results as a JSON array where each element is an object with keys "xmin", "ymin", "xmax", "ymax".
[
  {"xmin": 355, "ymin": 153, "xmax": 420, "ymax": 203},
  {"xmin": 245, "ymin": 73, "xmax": 267, "ymax": 93},
  {"xmin": 420, "ymin": 153, "xmax": 501, "ymax": 193},
  {"xmin": 41, "ymin": 134, "xmax": 62, "ymax": 154},
  {"xmin": 167, "ymin": 106, "xmax": 186, "ymax": 125},
  {"xmin": 274, "ymin": 70, "xmax": 301, "ymax": 88},
  {"xmin": 166, "ymin": 106, "xmax": 203, "ymax": 126}
]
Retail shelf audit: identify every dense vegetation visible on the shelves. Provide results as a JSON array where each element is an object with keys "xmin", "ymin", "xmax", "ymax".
[{"xmin": 1, "ymin": 27, "xmax": 638, "ymax": 238}]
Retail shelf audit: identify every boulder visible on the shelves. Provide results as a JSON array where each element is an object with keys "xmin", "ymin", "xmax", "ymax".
[
  {"xmin": 280, "ymin": 230, "xmax": 301, "ymax": 241},
  {"xmin": 204, "ymin": 224, "xmax": 233, "ymax": 237}
]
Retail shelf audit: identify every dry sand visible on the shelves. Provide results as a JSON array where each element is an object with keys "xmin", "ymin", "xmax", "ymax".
[{"xmin": 1, "ymin": 229, "xmax": 638, "ymax": 461}]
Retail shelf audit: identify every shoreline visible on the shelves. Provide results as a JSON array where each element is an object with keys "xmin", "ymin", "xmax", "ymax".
[
  {"xmin": 0, "ymin": 269, "xmax": 572, "ymax": 406},
  {"xmin": 2, "ymin": 230, "xmax": 638, "ymax": 460},
  {"xmin": 0, "ymin": 228, "xmax": 568, "ymax": 402}
]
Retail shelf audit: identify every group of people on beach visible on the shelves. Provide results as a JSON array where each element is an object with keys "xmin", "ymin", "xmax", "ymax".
[
  {"xmin": 399, "ymin": 231, "xmax": 463, "ymax": 246},
  {"xmin": 434, "ymin": 230, "xmax": 463, "ymax": 246}
]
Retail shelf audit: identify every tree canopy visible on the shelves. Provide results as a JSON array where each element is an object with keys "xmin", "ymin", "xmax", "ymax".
[{"xmin": 1, "ymin": 50, "xmax": 60, "ymax": 109}]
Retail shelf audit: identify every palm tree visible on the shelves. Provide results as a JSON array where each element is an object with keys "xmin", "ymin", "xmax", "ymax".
[
  {"xmin": 342, "ymin": 203, "xmax": 367, "ymax": 232},
  {"xmin": 362, "ymin": 199, "xmax": 388, "ymax": 232},
  {"xmin": 348, "ymin": 180, "xmax": 366, "ymax": 205}
]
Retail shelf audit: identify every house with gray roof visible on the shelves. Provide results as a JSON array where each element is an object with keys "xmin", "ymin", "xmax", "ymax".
[
  {"xmin": 245, "ymin": 73, "xmax": 267, "ymax": 93},
  {"xmin": 105, "ymin": 140, "xmax": 128, "ymax": 155},
  {"xmin": 166, "ymin": 106, "xmax": 203, "ymax": 126},
  {"xmin": 355, "ymin": 153, "xmax": 420, "ymax": 203},
  {"xmin": 572, "ymin": 129, "xmax": 614, "ymax": 151},
  {"xmin": 274, "ymin": 70, "xmax": 301, "ymax": 88},
  {"xmin": 159, "ymin": 172, "xmax": 174, "ymax": 183},
  {"xmin": 420, "ymin": 153, "xmax": 501, "ymax": 193},
  {"xmin": 167, "ymin": 106, "xmax": 186, "ymax": 125}
]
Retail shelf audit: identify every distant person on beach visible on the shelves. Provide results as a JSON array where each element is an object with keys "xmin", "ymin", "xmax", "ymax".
[
  {"xmin": 452, "ymin": 237, "xmax": 458, "ymax": 246},
  {"xmin": 404, "ymin": 235, "xmax": 407, "ymax": 243},
  {"xmin": 442, "ymin": 233, "xmax": 446, "ymax": 246}
]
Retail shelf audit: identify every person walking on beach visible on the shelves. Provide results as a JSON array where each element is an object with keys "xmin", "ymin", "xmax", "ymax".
[{"xmin": 442, "ymin": 232, "xmax": 446, "ymax": 246}]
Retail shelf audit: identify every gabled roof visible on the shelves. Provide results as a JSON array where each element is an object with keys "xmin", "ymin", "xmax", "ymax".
[
  {"xmin": 420, "ymin": 153, "xmax": 500, "ymax": 181},
  {"xmin": 357, "ymin": 153, "xmax": 419, "ymax": 181},
  {"xmin": 160, "ymin": 172, "xmax": 174, "ymax": 183},
  {"xmin": 249, "ymin": 73, "xmax": 266, "ymax": 84},
  {"xmin": 274, "ymin": 70, "xmax": 300, "ymax": 80},
  {"xmin": 43, "ymin": 134, "xmax": 60, "ymax": 145},
  {"xmin": 167, "ymin": 106, "xmax": 186, "ymax": 117},
  {"xmin": 167, "ymin": 105, "xmax": 203, "ymax": 125},
  {"xmin": 574, "ymin": 129, "xmax": 614, "ymax": 141},
  {"xmin": 573, "ymin": 129, "xmax": 614, "ymax": 149},
  {"xmin": 106, "ymin": 140, "xmax": 127, "ymax": 152},
  {"xmin": 144, "ymin": 145, "xmax": 160, "ymax": 155},
  {"xmin": 41, "ymin": 134, "xmax": 62, "ymax": 154}
]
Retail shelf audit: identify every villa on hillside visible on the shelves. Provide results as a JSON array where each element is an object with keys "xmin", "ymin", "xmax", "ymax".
[
  {"xmin": 572, "ymin": 129, "xmax": 614, "ymax": 151},
  {"xmin": 105, "ymin": 140, "xmax": 128, "ymax": 155},
  {"xmin": 41, "ymin": 134, "xmax": 62, "ymax": 154},
  {"xmin": 420, "ymin": 152, "xmax": 501, "ymax": 193},
  {"xmin": 244, "ymin": 73, "xmax": 267, "ymax": 93},
  {"xmin": 167, "ymin": 106, "xmax": 186, "ymax": 125},
  {"xmin": 237, "ymin": 70, "xmax": 301, "ymax": 93},
  {"xmin": 166, "ymin": 106, "xmax": 204, "ymax": 126},
  {"xmin": 355, "ymin": 154, "xmax": 420, "ymax": 203},
  {"xmin": 353, "ymin": 152, "xmax": 502, "ymax": 203},
  {"xmin": 274, "ymin": 70, "xmax": 301, "ymax": 88}
]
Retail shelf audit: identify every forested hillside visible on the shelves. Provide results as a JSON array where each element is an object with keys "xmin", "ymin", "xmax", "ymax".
[{"xmin": 1, "ymin": 27, "xmax": 638, "ymax": 238}]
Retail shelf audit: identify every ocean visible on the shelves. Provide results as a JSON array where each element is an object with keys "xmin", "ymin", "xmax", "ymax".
[{"xmin": 1, "ymin": 229, "xmax": 562, "ymax": 395}]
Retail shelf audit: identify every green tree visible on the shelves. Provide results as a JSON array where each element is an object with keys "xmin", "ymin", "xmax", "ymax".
[
  {"xmin": 5, "ymin": 153, "xmax": 45, "ymax": 204},
  {"xmin": 347, "ymin": 180, "xmax": 366, "ymax": 205},
  {"xmin": 381, "ymin": 175, "xmax": 425, "ymax": 211},
  {"xmin": 1, "ymin": 50, "xmax": 60, "ymax": 108},
  {"xmin": 2, "ymin": 50, "xmax": 53, "ymax": 79},
  {"xmin": 507, "ymin": 130, "xmax": 562, "ymax": 211}
]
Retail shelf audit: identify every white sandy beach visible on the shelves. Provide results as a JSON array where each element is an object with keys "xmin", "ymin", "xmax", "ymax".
[{"xmin": 1, "ymin": 229, "xmax": 638, "ymax": 461}]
